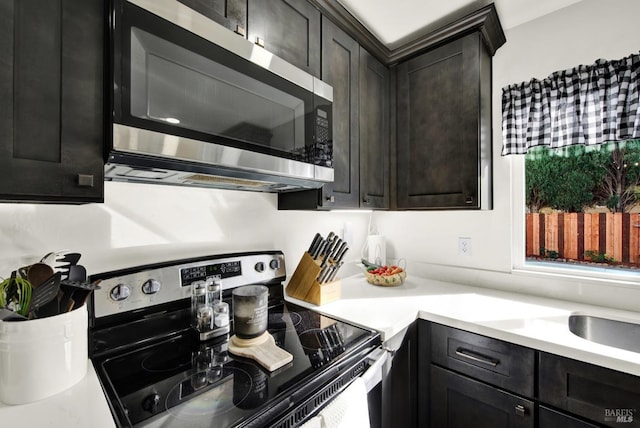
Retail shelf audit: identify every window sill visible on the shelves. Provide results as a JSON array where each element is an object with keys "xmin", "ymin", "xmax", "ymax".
[{"xmin": 513, "ymin": 260, "xmax": 640, "ymax": 288}]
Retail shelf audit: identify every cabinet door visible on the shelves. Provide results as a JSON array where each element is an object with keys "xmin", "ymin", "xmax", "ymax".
[
  {"xmin": 431, "ymin": 365, "xmax": 534, "ymax": 428},
  {"xmin": 177, "ymin": 0, "xmax": 246, "ymax": 35},
  {"xmin": 247, "ymin": 0, "xmax": 320, "ymax": 77},
  {"xmin": 319, "ymin": 17, "xmax": 360, "ymax": 208},
  {"xmin": 539, "ymin": 352, "xmax": 640, "ymax": 427},
  {"xmin": 417, "ymin": 321, "xmax": 432, "ymax": 428},
  {"xmin": 359, "ymin": 48, "xmax": 389, "ymax": 209},
  {"xmin": 381, "ymin": 322, "xmax": 417, "ymax": 428},
  {"xmin": 396, "ymin": 32, "xmax": 491, "ymax": 209},
  {"xmin": 0, "ymin": 0, "xmax": 104, "ymax": 203}
]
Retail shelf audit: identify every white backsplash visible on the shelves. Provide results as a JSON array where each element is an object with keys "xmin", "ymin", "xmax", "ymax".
[
  {"xmin": 1, "ymin": 0, "xmax": 639, "ymax": 312},
  {"xmin": 0, "ymin": 181, "xmax": 372, "ymax": 278}
]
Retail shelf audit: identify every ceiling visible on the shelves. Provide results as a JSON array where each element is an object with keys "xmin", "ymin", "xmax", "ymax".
[{"xmin": 336, "ymin": 0, "xmax": 585, "ymax": 49}]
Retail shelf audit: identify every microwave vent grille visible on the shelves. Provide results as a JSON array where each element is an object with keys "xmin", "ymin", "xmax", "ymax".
[{"xmin": 184, "ymin": 174, "xmax": 268, "ymax": 187}]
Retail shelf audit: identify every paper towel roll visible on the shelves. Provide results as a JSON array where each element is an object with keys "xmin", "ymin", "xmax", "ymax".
[{"xmin": 366, "ymin": 235, "xmax": 386, "ymax": 266}]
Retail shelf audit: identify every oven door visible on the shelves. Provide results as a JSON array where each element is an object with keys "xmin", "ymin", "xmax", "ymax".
[
  {"xmin": 111, "ymin": 0, "xmax": 332, "ymax": 175},
  {"xmin": 256, "ymin": 347, "xmax": 392, "ymax": 428}
]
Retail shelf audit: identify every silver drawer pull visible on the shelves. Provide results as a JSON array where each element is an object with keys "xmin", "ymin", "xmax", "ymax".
[
  {"xmin": 455, "ymin": 348, "xmax": 500, "ymax": 367},
  {"xmin": 515, "ymin": 404, "xmax": 526, "ymax": 417}
]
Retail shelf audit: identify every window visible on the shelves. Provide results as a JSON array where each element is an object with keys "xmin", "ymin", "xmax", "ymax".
[
  {"xmin": 524, "ymin": 140, "xmax": 640, "ymax": 273},
  {"xmin": 503, "ymin": 52, "xmax": 640, "ymax": 278}
]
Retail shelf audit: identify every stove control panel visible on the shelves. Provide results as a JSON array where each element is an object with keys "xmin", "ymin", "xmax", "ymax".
[
  {"xmin": 92, "ymin": 252, "xmax": 286, "ymax": 318},
  {"xmin": 180, "ymin": 260, "xmax": 242, "ymax": 287}
]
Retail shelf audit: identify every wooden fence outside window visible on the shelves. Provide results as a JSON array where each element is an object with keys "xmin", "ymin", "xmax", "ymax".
[{"xmin": 526, "ymin": 213, "xmax": 640, "ymax": 267}]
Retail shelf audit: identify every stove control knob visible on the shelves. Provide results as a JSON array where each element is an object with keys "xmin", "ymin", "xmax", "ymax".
[
  {"xmin": 254, "ymin": 262, "xmax": 265, "ymax": 273},
  {"xmin": 142, "ymin": 392, "xmax": 161, "ymax": 413},
  {"xmin": 110, "ymin": 284, "xmax": 131, "ymax": 301},
  {"xmin": 142, "ymin": 279, "xmax": 161, "ymax": 295},
  {"xmin": 269, "ymin": 259, "xmax": 281, "ymax": 270}
]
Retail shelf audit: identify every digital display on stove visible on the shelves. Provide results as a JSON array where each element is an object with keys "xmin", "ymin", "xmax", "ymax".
[{"xmin": 180, "ymin": 260, "xmax": 242, "ymax": 286}]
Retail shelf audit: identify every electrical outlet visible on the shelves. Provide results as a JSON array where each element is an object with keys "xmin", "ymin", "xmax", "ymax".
[{"xmin": 458, "ymin": 237, "xmax": 472, "ymax": 256}]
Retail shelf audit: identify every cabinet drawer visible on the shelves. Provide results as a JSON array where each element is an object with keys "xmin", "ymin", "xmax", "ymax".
[
  {"xmin": 431, "ymin": 323, "xmax": 534, "ymax": 397},
  {"xmin": 431, "ymin": 365, "xmax": 534, "ymax": 428},
  {"xmin": 539, "ymin": 406, "xmax": 601, "ymax": 428},
  {"xmin": 539, "ymin": 352, "xmax": 640, "ymax": 427}
]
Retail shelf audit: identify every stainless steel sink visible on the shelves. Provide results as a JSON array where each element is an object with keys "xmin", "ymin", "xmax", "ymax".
[{"xmin": 568, "ymin": 314, "xmax": 640, "ymax": 353}]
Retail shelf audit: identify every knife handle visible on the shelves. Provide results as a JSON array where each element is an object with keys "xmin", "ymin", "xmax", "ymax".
[
  {"xmin": 313, "ymin": 239, "xmax": 328, "ymax": 260},
  {"xmin": 308, "ymin": 233, "xmax": 322, "ymax": 255}
]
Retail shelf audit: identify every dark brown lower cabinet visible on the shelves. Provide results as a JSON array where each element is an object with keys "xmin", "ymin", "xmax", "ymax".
[
  {"xmin": 539, "ymin": 352, "xmax": 640, "ymax": 428},
  {"xmin": 430, "ymin": 365, "xmax": 534, "ymax": 428},
  {"xmin": 539, "ymin": 406, "xmax": 602, "ymax": 428},
  {"xmin": 422, "ymin": 321, "xmax": 536, "ymax": 428},
  {"xmin": 420, "ymin": 321, "xmax": 640, "ymax": 428},
  {"xmin": 383, "ymin": 323, "xmax": 417, "ymax": 428}
]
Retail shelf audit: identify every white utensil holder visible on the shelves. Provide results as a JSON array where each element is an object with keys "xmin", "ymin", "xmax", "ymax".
[{"xmin": 0, "ymin": 305, "xmax": 88, "ymax": 404}]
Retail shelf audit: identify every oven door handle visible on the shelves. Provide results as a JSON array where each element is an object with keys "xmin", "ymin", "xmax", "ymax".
[{"xmin": 362, "ymin": 347, "xmax": 390, "ymax": 393}]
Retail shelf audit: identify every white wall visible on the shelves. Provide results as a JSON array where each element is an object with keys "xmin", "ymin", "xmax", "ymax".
[
  {"xmin": 375, "ymin": 0, "xmax": 640, "ymax": 310},
  {"xmin": 1, "ymin": 0, "xmax": 639, "ymax": 311},
  {"xmin": 0, "ymin": 182, "xmax": 273, "ymax": 274},
  {"xmin": 0, "ymin": 182, "xmax": 372, "ymax": 279}
]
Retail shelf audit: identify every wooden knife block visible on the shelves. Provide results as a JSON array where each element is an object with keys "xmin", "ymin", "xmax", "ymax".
[{"xmin": 286, "ymin": 252, "xmax": 341, "ymax": 305}]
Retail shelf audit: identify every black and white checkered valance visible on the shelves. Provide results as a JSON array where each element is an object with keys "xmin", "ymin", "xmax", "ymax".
[{"xmin": 501, "ymin": 52, "xmax": 640, "ymax": 155}]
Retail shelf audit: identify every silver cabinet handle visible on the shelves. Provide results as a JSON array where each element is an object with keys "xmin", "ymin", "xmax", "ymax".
[
  {"xmin": 454, "ymin": 348, "xmax": 499, "ymax": 367},
  {"xmin": 515, "ymin": 404, "xmax": 526, "ymax": 417}
]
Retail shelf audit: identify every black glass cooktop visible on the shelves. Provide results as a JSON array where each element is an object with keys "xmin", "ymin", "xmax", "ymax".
[{"xmin": 94, "ymin": 301, "xmax": 378, "ymax": 427}]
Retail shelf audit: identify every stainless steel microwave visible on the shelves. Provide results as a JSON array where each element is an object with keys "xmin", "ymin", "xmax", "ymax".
[{"xmin": 106, "ymin": 0, "xmax": 333, "ymax": 192}]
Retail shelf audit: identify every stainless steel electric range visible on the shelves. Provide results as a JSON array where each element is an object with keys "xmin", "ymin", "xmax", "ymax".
[{"xmin": 88, "ymin": 251, "xmax": 381, "ymax": 427}]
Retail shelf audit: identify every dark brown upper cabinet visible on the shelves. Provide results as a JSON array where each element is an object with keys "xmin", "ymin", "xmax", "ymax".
[
  {"xmin": 396, "ymin": 32, "xmax": 493, "ymax": 210},
  {"xmin": 278, "ymin": 16, "xmax": 361, "ymax": 210},
  {"xmin": 177, "ymin": 0, "xmax": 247, "ymax": 35},
  {"xmin": 247, "ymin": 0, "xmax": 321, "ymax": 78},
  {"xmin": 278, "ymin": 19, "xmax": 391, "ymax": 211},
  {"xmin": 279, "ymin": 2, "xmax": 502, "ymax": 211},
  {"xmin": 0, "ymin": 0, "xmax": 104, "ymax": 203},
  {"xmin": 318, "ymin": 17, "xmax": 360, "ymax": 208},
  {"xmin": 359, "ymin": 48, "xmax": 390, "ymax": 209}
]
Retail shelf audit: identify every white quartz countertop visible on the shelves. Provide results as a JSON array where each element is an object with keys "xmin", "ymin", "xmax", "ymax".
[
  {"xmin": 3, "ymin": 273, "xmax": 639, "ymax": 426},
  {"xmin": 285, "ymin": 273, "xmax": 640, "ymax": 377},
  {"xmin": 0, "ymin": 361, "xmax": 115, "ymax": 427}
]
